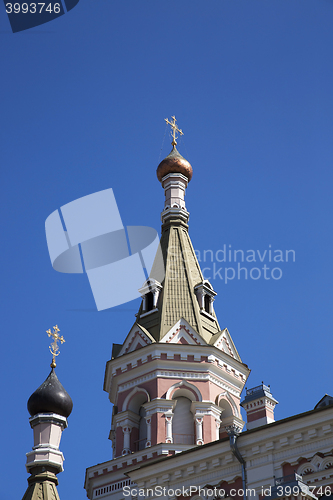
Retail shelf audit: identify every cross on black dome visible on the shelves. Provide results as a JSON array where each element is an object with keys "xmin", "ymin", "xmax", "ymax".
[{"xmin": 27, "ymin": 368, "xmax": 73, "ymax": 418}]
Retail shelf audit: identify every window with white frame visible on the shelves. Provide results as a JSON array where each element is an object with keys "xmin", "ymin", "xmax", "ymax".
[
  {"xmin": 194, "ymin": 280, "xmax": 217, "ymax": 316},
  {"xmin": 138, "ymin": 279, "xmax": 162, "ymax": 315}
]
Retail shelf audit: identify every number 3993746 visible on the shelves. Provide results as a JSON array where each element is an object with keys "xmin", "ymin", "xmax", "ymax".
[
  {"xmin": 5, "ymin": 3, "xmax": 61, "ymax": 13},
  {"xmin": 276, "ymin": 485, "xmax": 332, "ymax": 497}
]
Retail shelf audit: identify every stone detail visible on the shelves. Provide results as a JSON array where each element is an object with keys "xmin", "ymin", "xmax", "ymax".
[
  {"xmin": 125, "ymin": 330, "xmax": 151, "ymax": 354},
  {"xmin": 165, "ymin": 324, "xmax": 201, "ymax": 345}
]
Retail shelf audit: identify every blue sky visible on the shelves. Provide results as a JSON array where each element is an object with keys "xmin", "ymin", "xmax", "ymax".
[{"xmin": 1, "ymin": 1, "xmax": 333, "ymax": 499}]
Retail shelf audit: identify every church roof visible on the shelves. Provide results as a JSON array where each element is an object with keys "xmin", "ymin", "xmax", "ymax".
[
  {"xmin": 112, "ymin": 216, "xmax": 244, "ymax": 363},
  {"xmin": 135, "ymin": 220, "xmax": 222, "ymax": 344},
  {"xmin": 112, "ymin": 122, "xmax": 243, "ymax": 363},
  {"xmin": 314, "ymin": 394, "xmax": 333, "ymax": 409}
]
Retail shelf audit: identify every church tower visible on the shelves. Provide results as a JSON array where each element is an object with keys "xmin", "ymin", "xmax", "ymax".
[
  {"xmin": 85, "ymin": 118, "xmax": 250, "ymax": 499},
  {"xmin": 22, "ymin": 326, "xmax": 73, "ymax": 500}
]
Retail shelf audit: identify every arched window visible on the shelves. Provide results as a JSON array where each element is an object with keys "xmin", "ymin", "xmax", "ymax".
[
  {"xmin": 126, "ymin": 389, "xmax": 149, "ymax": 452},
  {"xmin": 172, "ymin": 397, "xmax": 194, "ymax": 445},
  {"xmin": 218, "ymin": 398, "xmax": 235, "ymax": 437}
]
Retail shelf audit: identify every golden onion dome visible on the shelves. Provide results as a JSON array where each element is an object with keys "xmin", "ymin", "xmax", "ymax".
[{"xmin": 156, "ymin": 146, "xmax": 193, "ymax": 182}]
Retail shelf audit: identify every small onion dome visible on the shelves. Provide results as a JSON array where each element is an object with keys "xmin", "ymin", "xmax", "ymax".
[
  {"xmin": 156, "ymin": 146, "xmax": 193, "ymax": 182},
  {"xmin": 27, "ymin": 368, "xmax": 73, "ymax": 418}
]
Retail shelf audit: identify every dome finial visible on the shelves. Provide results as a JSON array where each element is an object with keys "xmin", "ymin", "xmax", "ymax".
[
  {"xmin": 27, "ymin": 325, "xmax": 73, "ymax": 418},
  {"xmin": 46, "ymin": 324, "xmax": 65, "ymax": 368},
  {"xmin": 165, "ymin": 115, "xmax": 183, "ymax": 147},
  {"xmin": 157, "ymin": 117, "xmax": 193, "ymax": 182}
]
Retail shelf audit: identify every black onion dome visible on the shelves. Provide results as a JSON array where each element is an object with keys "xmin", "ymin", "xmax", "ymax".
[{"xmin": 27, "ymin": 369, "xmax": 73, "ymax": 418}]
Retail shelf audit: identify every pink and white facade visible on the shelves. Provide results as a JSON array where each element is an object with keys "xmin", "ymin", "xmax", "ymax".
[
  {"xmin": 105, "ymin": 318, "xmax": 249, "ymax": 460},
  {"xmin": 84, "ymin": 145, "xmax": 333, "ymax": 500}
]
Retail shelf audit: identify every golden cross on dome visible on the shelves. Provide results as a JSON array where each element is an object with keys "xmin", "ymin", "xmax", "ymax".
[
  {"xmin": 165, "ymin": 115, "xmax": 184, "ymax": 146},
  {"xmin": 46, "ymin": 325, "xmax": 65, "ymax": 368}
]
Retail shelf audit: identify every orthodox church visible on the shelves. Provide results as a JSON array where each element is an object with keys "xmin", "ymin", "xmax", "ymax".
[{"xmin": 22, "ymin": 118, "xmax": 333, "ymax": 500}]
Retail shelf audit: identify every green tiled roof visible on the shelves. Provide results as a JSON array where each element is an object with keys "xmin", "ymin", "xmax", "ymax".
[{"xmin": 136, "ymin": 219, "xmax": 221, "ymax": 343}]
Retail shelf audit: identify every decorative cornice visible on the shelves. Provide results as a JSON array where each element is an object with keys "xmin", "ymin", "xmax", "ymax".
[
  {"xmin": 143, "ymin": 399, "xmax": 176, "ymax": 416},
  {"xmin": 29, "ymin": 413, "xmax": 68, "ymax": 429},
  {"xmin": 117, "ymin": 369, "xmax": 241, "ymax": 397},
  {"xmin": 113, "ymin": 410, "xmax": 141, "ymax": 428},
  {"xmin": 191, "ymin": 401, "xmax": 223, "ymax": 420}
]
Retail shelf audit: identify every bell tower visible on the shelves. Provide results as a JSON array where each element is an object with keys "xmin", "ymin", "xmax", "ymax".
[{"xmin": 103, "ymin": 118, "xmax": 250, "ymax": 461}]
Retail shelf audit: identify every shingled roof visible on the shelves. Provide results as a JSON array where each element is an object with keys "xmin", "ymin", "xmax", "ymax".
[{"xmin": 135, "ymin": 219, "xmax": 222, "ymax": 343}]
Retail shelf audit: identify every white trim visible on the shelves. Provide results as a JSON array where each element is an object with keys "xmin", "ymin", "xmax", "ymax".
[
  {"xmin": 321, "ymin": 456, "xmax": 333, "ymax": 470},
  {"xmin": 200, "ymin": 309, "xmax": 216, "ymax": 321},
  {"xmin": 140, "ymin": 308, "xmax": 158, "ymax": 318},
  {"xmin": 122, "ymin": 386, "xmax": 150, "ymax": 412},
  {"xmin": 166, "ymin": 380, "xmax": 203, "ymax": 401},
  {"xmin": 118, "ymin": 369, "xmax": 241, "ymax": 397},
  {"xmin": 105, "ymin": 342, "xmax": 249, "ymax": 397},
  {"xmin": 162, "ymin": 318, "xmax": 206, "ymax": 346},
  {"xmin": 117, "ymin": 325, "xmax": 152, "ymax": 357},
  {"xmin": 217, "ymin": 391, "xmax": 240, "ymax": 418}
]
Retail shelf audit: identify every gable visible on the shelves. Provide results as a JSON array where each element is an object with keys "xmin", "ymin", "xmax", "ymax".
[
  {"xmin": 314, "ymin": 394, "xmax": 333, "ymax": 409},
  {"xmin": 117, "ymin": 323, "xmax": 154, "ymax": 357},
  {"xmin": 210, "ymin": 328, "xmax": 241, "ymax": 362},
  {"xmin": 161, "ymin": 318, "xmax": 207, "ymax": 346}
]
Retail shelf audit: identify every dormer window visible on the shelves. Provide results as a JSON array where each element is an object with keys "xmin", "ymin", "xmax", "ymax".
[
  {"xmin": 204, "ymin": 294, "xmax": 211, "ymax": 314},
  {"xmin": 194, "ymin": 280, "xmax": 217, "ymax": 318},
  {"xmin": 139, "ymin": 279, "xmax": 162, "ymax": 317},
  {"xmin": 146, "ymin": 291, "xmax": 154, "ymax": 312}
]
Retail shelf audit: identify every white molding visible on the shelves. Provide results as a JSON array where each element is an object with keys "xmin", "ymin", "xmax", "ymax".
[
  {"xmin": 166, "ymin": 380, "xmax": 203, "ymax": 401},
  {"xmin": 191, "ymin": 401, "xmax": 222, "ymax": 420},
  {"xmin": 162, "ymin": 172, "xmax": 189, "ymax": 185},
  {"xmin": 116, "ymin": 325, "xmax": 152, "ymax": 358},
  {"xmin": 140, "ymin": 308, "xmax": 158, "ymax": 318},
  {"xmin": 143, "ymin": 399, "xmax": 176, "ymax": 416},
  {"xmin": 117, "ymin": 369, "xmax": 241, "ymax": 397},
  {"xmin": 217, "ymin": 390, "xmax": 240, "ymax": 418},
  {"xmin": 106, "ymin": 342, "xmax": 249, "ymax": 390},
  {"xmin": 162, "ymin": 318, "xmax": 206, "ymax": 346},
  {"xmin": 29, "ymin": 412, "xmax": 68, "ymax": 429},
  {"xmin": 200, "ymin": 309, "xmax": 216, "ymax": 321},
  {"xmin": 113, "ymin": 410, "xmax": 141, "ymax": 428},
  {"xmin": 121, "ymin": 386, "xmax": 150, "ymax": 412}
]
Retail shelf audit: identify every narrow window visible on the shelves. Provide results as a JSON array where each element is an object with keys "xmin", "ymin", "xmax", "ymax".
[
  {"xmin": 138, "ymin": 406, "xmax": 147, "ymax": 450},
  {"xmin": 204, "ymin": 294, "xmax": 210, "ymax": 313},
  {"xmin": 146, "ymin": 292, "xmax": 154, "ymax": 311}
]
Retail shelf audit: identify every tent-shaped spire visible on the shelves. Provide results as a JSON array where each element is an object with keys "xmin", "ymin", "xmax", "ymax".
[
  {"xmin": 136, "ymin": 218, "xmax": 222, "ymax": 343},
  {"xmin": 115, "ymin": 121, "xmax": 241, "ymax": 361}
]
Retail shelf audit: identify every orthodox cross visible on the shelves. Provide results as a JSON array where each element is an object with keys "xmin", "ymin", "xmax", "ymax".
[
  {"xmin": 47, "ymin": 325, "xmax": 65, "ymax": 368},
  {"xmin": 164, "ymin": 115, "xmax": 184, "ymax": 146}
]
